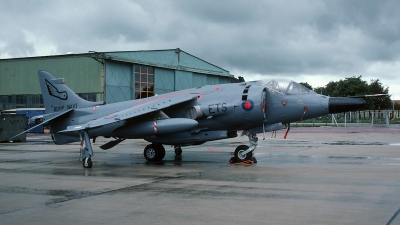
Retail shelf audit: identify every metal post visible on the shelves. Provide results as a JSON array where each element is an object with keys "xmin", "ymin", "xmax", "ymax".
[
  {"xmin": 386, "ymin": 110, "xmax": 389, "ymax": 127},
  {"xmin": 371, "ymin": 112, "xmax": 374, "ymax": 127}
]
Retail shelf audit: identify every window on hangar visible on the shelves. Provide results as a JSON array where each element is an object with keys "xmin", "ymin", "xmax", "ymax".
[{"xmin": 134, "ymin": 65, "xmax": 154, "ymax": 99}]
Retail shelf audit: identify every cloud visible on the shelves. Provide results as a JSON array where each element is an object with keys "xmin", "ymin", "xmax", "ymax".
[{"xmin": 1, "ymin": 0, "xmax": 399, "ymax": 97}]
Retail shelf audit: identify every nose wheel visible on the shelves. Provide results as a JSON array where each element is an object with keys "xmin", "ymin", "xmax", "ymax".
[
  {"xmin": 234, "ymin": 145, "xmax": 253, "ymax": 161},
  {"xmin": 233, "ymin": 130, "xmax": 258, "ymax": 162}
]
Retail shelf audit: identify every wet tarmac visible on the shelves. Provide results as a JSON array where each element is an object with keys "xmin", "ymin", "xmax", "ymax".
[{"xmin": 0, "ymin": 126, "xmax": 400, "ymax": 224}]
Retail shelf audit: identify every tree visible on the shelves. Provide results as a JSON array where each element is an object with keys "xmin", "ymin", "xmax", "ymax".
[
  {"xmin": 314, "ymin": 76, "xmax": 369, "ymax": 97},
  {"xmin": 335, "ymin": 76, "xmax": 369, "ymax": 97},
  {"xmin": 314, "ymin": 86, "xmax": 324, "ymax": 95},
  {"xmin": 299, "ymin": 82, "xmax": 313, "ymax": 90},
  {"xmin": 312, "ymin": 75, "xmax": 392, "ymax": 110},
  {"xmin": 319, "ymin": 80, "xmax": 340, "ymax": 96},
  {"xmin": 368, "ymin": 79, "xmax": 392, "ymax": 110},
  {"xmin": 395, "ymin": 102, "xmax": 400, "ymax": 110}
]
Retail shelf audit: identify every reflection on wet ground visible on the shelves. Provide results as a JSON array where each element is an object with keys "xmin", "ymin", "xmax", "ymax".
[
  {"xmin": 324, "ymin": 141, "xmax": 386, "ymax": 145},
  {"xmin": 0, "ymin": 127, "xmax": 399, "ymax": 224}
]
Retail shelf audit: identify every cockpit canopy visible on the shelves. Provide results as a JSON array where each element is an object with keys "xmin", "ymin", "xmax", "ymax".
[{"xmin": 257, "ymin": 79, "xmax": 315, "ymax": 95}]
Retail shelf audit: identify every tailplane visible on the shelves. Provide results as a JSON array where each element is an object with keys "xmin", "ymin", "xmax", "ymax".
[{"xmin": 38, "ymin": 70, "xmax": 103, "ymax": 113}]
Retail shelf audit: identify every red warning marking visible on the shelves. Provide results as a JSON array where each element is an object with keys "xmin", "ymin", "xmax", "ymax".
[{"xmin": 214, "ymin": 87, "xmax": 221, "ymax": 92}]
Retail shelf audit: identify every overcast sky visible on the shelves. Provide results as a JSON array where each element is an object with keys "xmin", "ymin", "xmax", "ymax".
[{"xmin": 1, "ymin": 0, "xmax": 399, "ymax": 98}]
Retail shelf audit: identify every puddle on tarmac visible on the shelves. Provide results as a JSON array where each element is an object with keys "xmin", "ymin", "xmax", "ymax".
[
  {"xmin": 328, "ymin": 156, "xmax": 370, "ymax": 160},
  {"xmin": 323, "ymin": 141, "xmax": 386, "ymax": 145},
  {"xmin": 0, "ymin": 186, "xmax": 93, "ymax": 199}
]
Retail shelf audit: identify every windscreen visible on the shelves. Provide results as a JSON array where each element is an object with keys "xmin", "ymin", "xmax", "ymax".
[{"xmin": 257, "ymin": 79, "xmax": 315, "ymax": 95}]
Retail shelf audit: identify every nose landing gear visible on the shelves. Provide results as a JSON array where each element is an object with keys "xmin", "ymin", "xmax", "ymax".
[{"xmin": 233, "ymin": 130, "xmax": 258, "ymax": 162}]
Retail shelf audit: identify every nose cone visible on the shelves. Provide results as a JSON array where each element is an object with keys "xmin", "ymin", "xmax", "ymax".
[{"xmin": 329, "ymin": 97, "xmax": 366, "ymax": 113}]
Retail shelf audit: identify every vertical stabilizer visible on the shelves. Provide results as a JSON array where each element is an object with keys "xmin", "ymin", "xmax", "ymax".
[{"xmin": 38, "ymin": 70, "xmax": 103, "ymax": 113}]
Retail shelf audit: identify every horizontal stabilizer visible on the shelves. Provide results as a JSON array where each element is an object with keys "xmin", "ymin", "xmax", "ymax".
[
  {"xmin": 8, "ymin": 109, "xmax": 74, "ymax": 141},
  {"xmin": 100, "ymin": 138, "xmax": 125, "ymax": 150}
]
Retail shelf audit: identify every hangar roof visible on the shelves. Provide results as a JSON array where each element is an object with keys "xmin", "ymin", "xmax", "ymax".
[
  {"xmin": 100, "ymin": 49, "xmax": 232, "ymax": 77},
  {"xmin": 1, "ymin": 48, "xmax": 233, "ymax": 77}
]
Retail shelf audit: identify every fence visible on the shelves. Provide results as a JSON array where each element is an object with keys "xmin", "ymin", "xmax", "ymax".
[{"xmin": 294, "ymin": 110, "xmax": 400, "ymax": 127}]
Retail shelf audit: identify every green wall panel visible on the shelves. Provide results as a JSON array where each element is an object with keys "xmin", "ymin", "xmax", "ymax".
[{"xmin": 0, "ymin": 56, "xmax": 103, "ymax": 95}]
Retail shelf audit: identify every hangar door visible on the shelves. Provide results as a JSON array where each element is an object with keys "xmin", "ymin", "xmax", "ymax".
[{"xmin": 105, "ymin": 61, "xmax": 154, "ymax": 103}]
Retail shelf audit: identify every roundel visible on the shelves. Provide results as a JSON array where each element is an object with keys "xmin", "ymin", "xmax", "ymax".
[{"xmin": 242, "ymin": 100, "xmax": 254, "ymax": 111}]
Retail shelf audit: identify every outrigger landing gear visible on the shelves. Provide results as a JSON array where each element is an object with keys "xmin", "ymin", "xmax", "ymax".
[
  {"xmin": 233, "ymin": 130, "xmax": 258, "ymax": 162},
  {"xmin": 83, "ymin": 157, "xmax": 92, "ymax": 168},
  {"xmin": 144, "ymin": 143, "xmax": 166, "ymax": 161},
  {"xmin": 174, "ymin": 146, "xmax": 182, "ymax": 156},
  {"xmin": 80, "ymin": 130, "xmax": 93, "ymax": 168}
]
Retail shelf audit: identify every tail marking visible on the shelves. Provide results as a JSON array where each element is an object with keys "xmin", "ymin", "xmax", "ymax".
[{"xmin": 45, "ymin": 79, "xmax": 68, "ymax": 100}]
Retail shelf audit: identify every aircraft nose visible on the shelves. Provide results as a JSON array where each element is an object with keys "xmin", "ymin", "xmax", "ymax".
[{"xmin": 329, "ymin": 97, "xmax": 366, "ymax": 113}]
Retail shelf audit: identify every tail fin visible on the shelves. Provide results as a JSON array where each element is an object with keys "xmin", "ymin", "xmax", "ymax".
[{"xmin": 38, "ymin": 70, "xmax": 103, "ymax": 113}]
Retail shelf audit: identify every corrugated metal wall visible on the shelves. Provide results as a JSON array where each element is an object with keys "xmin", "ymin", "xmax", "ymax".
[
  {"xmin": 105, "ymin": 60, "xmax": 133, "ymax": 103},
  {"xmin": 175, "ymin": 71, "xmax": 193, "ymax": 91},
  {"xmin": 193, "ymin": 73, "xmax": 207, "ymax": 87},
  {"xmin": 154, "ymin": 68, "xmax": 175, "ymax": 95},
  {"xmin": 0, "ymin": 56, "xmax": 103, "ymax": 95},
  {"xmin": 0, "ymin": 55, "xmax": 104, "ymax": 110}
]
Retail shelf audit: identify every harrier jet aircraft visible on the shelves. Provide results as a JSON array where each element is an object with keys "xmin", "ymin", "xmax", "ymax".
[{"xmin": 11, "ymin": 71, "xmax": 366, "ymax": 168}]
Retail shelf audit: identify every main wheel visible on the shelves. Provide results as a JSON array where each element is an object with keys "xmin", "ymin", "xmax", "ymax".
[
  {"xmin": 83, "ymin": 157, "xmax": 93, "ymax": 168},
  {"xmin": 144, "ymin": 144, "xmax": 158, "ymax": 161},
  {"xmin": 156, "ymin": 144, "xmax": 166, "ymax": 161},
  {"xmin": 234, "ymin": 145, "xmax": 252, "ymax": 162},
  {"xmin": 144, "ymin": 144, "xmax": 165, "ymax": 161}
]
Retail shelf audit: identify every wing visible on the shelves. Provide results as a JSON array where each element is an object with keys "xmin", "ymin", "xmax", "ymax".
[{"xmin": 58, "ymin": 94, "xmax": 197, "ymax": 133}]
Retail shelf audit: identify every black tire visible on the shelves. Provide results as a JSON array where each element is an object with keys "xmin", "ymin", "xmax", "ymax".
[
  {"xmin": 156, "ymin": 144, "xmax": 166, "ymax": 161},
  {"xmin": 83, "ymin": 157, "xmax": 93, "ymax": 168},
  {"xmin": 144, "ymin": 144, "xmax": 159, "ymax": 161},
  {"xmin": 234, "ymin": 145, "xmax": 251, "ymax": 162},
  {"xmin": 174, "ymin": 147, "xmax": 182, "ymax": 156}
]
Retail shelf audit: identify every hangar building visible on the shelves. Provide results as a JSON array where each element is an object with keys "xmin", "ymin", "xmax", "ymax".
[{"xmin": 0, "ymin": 49, "xmax": 237, "ymax": 111}]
